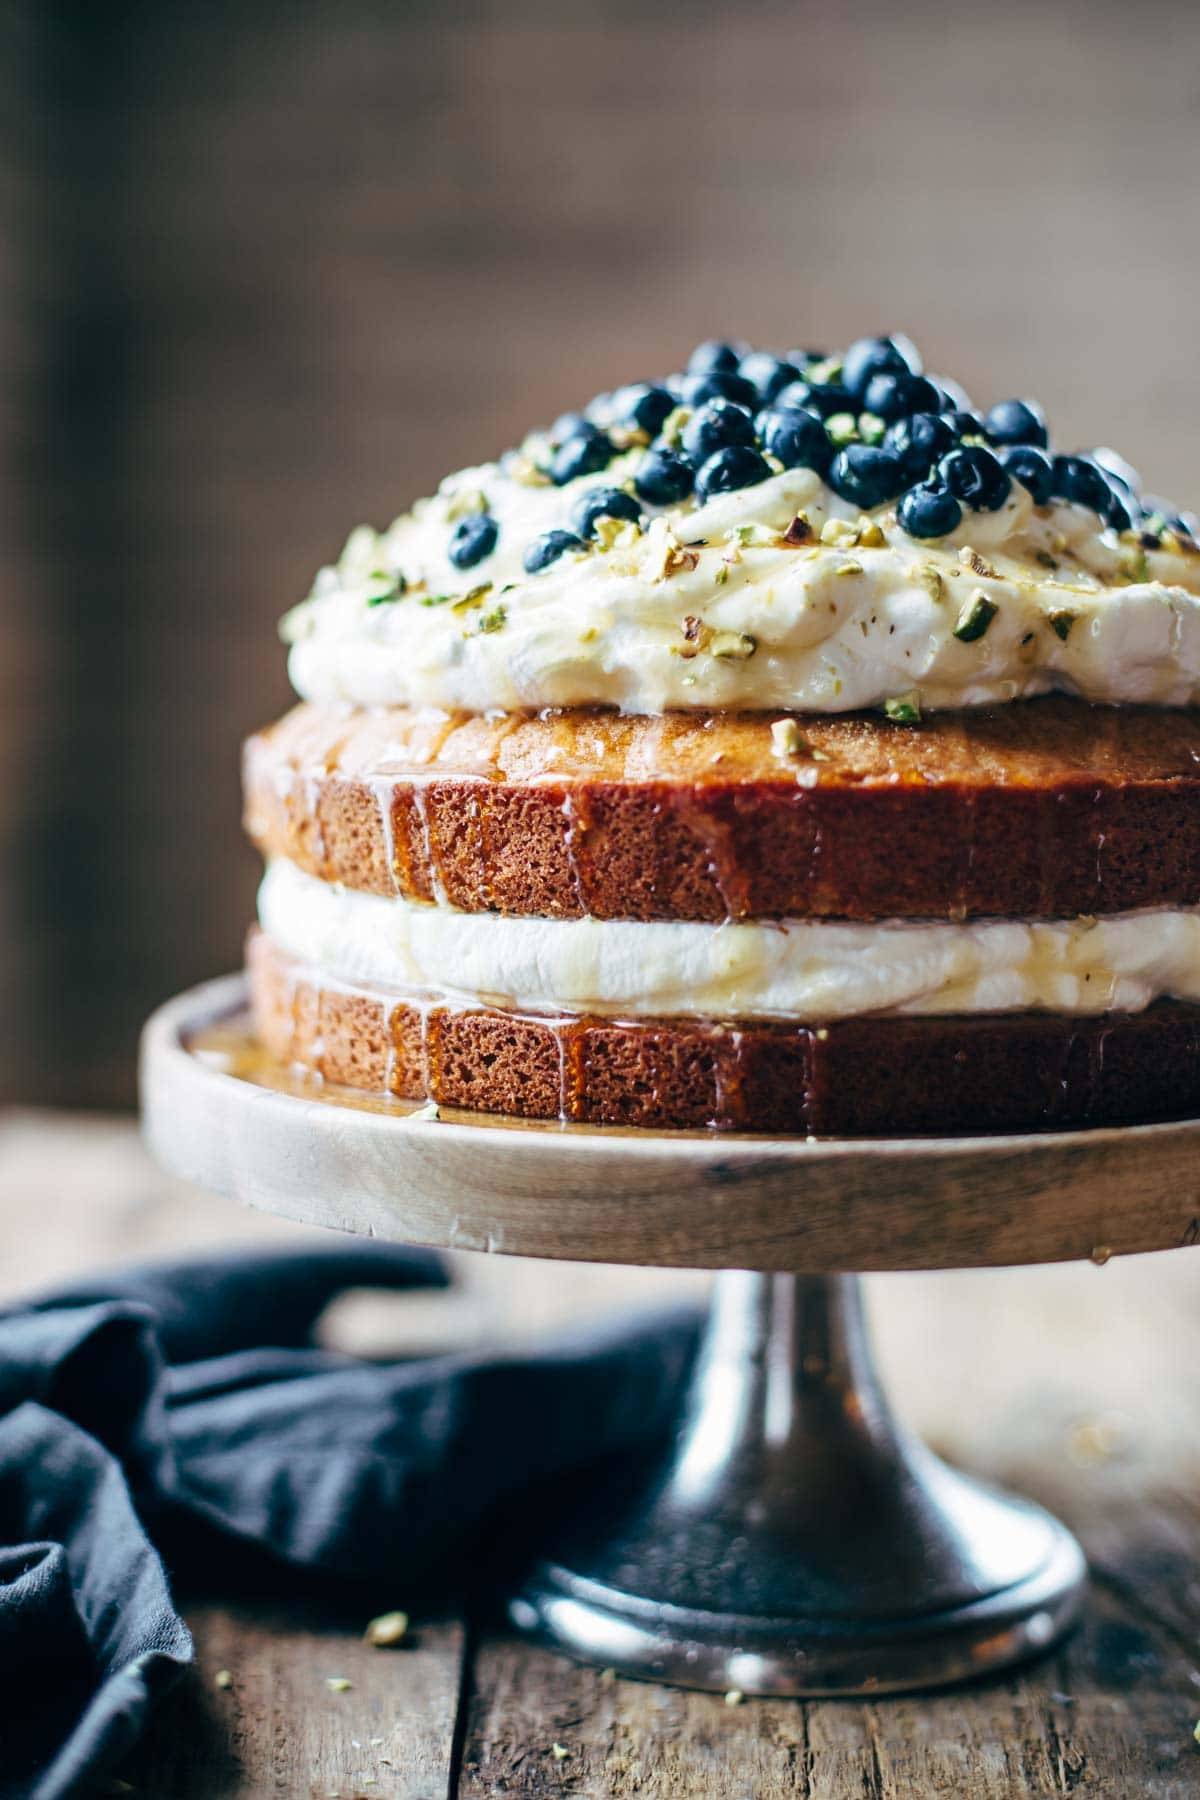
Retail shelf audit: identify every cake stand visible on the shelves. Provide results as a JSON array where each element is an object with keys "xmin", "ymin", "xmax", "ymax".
[{"xmin": 140, "ymin": 974, "xmax": 1200, "ymax": 1696}]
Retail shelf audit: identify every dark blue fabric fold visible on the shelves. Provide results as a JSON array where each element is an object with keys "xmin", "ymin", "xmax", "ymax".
[{"xmin": 0, "ymin": 1244, "xmax": 700, "ymax": 1799}]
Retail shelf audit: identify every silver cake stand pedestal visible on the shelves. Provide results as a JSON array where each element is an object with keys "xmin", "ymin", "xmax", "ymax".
[{"xmin": 141, "ymin": 975, "xmax": 1200, "ymax": 1696}]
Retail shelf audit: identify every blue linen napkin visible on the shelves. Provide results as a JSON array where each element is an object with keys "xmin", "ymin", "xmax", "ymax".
[{"xmin": 0, "ymin": 1244, "xmax": 699, "ymax": 1799}]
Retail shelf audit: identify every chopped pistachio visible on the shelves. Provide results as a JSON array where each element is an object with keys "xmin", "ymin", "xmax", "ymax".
[
  {"xmin": 640, "ymin": 518, "xmax": 698, "ymax": 581},
  {"xmin": 953, "ymin": 590, "xmax": 999, "ymax": 642},
  {"xmin": 659, "ymin": 405, "xmax": 691, "ymax": 446},
  {"xmin": 834, "ymin": 559, "xmax": 864, "ymax": 576},
  {"xmin": 420, "ymin": 593, "xmax": 454, "ymax": 608},
  {"xmin": 594, "ymin": 515, "xmax": 640, "ymax": 552},
  {"xmin": 477, "ymin": 605, "xmax": 507, "ymax": 634},
  {"xmin": 857, "ymin": 518, "xmax": 886, "ymax": 548},
  {"xmin": 732, "ymin": 522, "xmax": 777, "ymax": 548},
  {"xmin": 782, "ymin": 513, "xmax": 813, "ymax": 546},
  {"xmin": 1120, "ymin": 546, "xmax": 1150, "ymax": 582},
  {"xmin": 884, "ymin": 691, "xmax": 921, "ymax": 723},
  {"xmin": 714, "ymin": 562, "xmax": 730, "ymax": 586},
  {"xmin": 451, "ymin": 582, "xmax": 492, "ymax": 613},
  {"xmin": 443, "ymin": 487, "xmax": 488, "ymax": 522},
  {"xmin": 507, "ymin": 452, "xmax": 551, "ymax": 488},
  {"xmin": 771, "ymin": 718, "xmax": 805, "ymax": 757},
  {"xmin": 1033, "ymin": 548, "xmax": 1059, "ymax": 570},
  {"xmin": 858, "ymin": 412, "xmax": 886, "ymax": 445},
  {"xmin": 709, "ymin": 630, "xmax": 757, "ymax": 659},
  {"xmin": 214, "ymin": 1668, "xmax": 234, "ymax": 1690},
  {"xmin": 365, "ymin": 1610, "xmax": 410, "ymax": 1647},
  {"xmin": 551, "ymin": 1744, "xmax": 570, "ymax": 1761},
  {"xmin": 918, "ymin": 563, "xmax": 944, "ymax": 601},
  {"xmin": 724, "ymin": 1688, "xmax": 746, "ymax": 1706},
  {"xmin": 958, "ymin": 546, "xmax": 997, "ymax": 578},
  {"xmin": 805, "ymin": 356, "xmax": 843, "ymax": 385},
  {"xmin": 820, "ymin": 517, "xmax": 860, "ymax": 548},
  {"xmin": 1048, "ymin": 607, "xmax": 1078, "ymax": 642},
  {"xmin": 825, "ymin": 411, "xmax": 858, "ymax": 447},
  {"xmin": 680, "ymin": 614, "xmax": 711, "ymax": 656},
  {"xmin": 326, "ymin": 1676, "xmax": 353, "ymax": 1692}
]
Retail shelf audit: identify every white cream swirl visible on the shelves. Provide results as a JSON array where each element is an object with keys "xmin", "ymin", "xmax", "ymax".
[
  {"xmin": 282, "ymin": 450, "xmax": 1200, "ymax": 716},
  {"xmin": 259, "ymin": 858, "xmax": 1200, "ymax": 1022}
]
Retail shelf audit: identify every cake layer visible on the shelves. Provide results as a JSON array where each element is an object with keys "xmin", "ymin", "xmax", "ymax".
[
  {"xmin": 259, "ymin": 856, "xmax": 1200, "ymax": 1023},
  {"xmin": 245, "ymin": 698, "xmax": 1200, "ymax": 921},
  {"xmin": 248, "ymin": 931, "xmax": 1200, "ymax": 1136}
]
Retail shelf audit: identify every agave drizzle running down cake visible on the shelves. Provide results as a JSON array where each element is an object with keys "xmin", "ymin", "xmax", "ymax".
[{"xmin": 243, "ymin": 332, "xmax": 1200, "ymax": 1134}]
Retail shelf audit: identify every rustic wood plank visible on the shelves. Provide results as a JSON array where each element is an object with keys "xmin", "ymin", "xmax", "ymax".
[
  {"xmin": 119, "ymin": 1603, "xmax": 466, "ymax": 1800},
  {"xmin": 458, "ymin": 1513, "xmax": 1200, "ymax": 1800}
]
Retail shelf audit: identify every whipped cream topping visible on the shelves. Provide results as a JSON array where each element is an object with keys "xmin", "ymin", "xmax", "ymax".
[
  {"xmin": 260, "ymin": 858, "xmax": 1200, "ymax": 1022},
  {"xmin": 283, "ymin": 454, "xmax": 1200, "ymax": 717}
]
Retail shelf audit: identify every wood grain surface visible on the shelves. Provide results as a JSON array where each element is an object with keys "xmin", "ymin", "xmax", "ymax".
[{"xmin": 4, "ymin": 1109, "xmax": 1200, "ymax": 1796}]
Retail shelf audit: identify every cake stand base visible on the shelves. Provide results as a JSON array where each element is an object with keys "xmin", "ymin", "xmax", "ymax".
[{"xmin": 509, "ymin": 1271, "xmax": 1084, "ymax": 1695}]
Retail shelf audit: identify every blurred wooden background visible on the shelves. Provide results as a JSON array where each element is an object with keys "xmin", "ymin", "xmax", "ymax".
[{"xmin": 5, "ymin": 0, "xmax": 1200, "ymax": 1103}]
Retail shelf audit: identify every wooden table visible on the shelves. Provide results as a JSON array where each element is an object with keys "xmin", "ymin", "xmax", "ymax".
[{"xmin": 4, "ymin": 1110, "xmax": 1200, "ymax": 1797}]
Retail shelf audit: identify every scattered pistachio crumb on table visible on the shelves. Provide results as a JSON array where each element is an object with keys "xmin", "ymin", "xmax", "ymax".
[
  {"xmin": 365, "ymin": 1609, "xmax": 410, "ymax": 1647},
  {"xmin": 326, "ymin": 1675, "xmax": 353, "ymax": 1692},
  {"xmin": 552, "ymin": 1742, "xmax": 570, "ymax": 1760},
  {"xmin": 724, "ymin": 1688, "xmax": 745, "ymax": 1706},
  {"xmin": 213, "ymin": 1668, "xmax": 233, "ymax": 1689}
]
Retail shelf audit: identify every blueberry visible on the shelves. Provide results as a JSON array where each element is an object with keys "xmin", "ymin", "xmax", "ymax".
[
  {"xmin": 681, "ymin": 398, "xmax": 756, "ymax": 463},
  {"xmin": 738, "ymin": 351, "xmax": 803, "ymax": 404},
  {"xmin": 757, "ymin": 405, "xmax": 832, "ymax": 473},
  {"xmin": 941, "ymin": 408, "xmax": 988, "ymax": 441},
  {"xmin": 1051, "ymin": 454, "xmax": 1114, "ymax": 516},
  {"xmin": 984, "ymin": 399, "xmax": 1048, "ymax": 448},
  {"xmin": 694, "ymin": 444, "xmax": 772, "ymax": 503},
  {"xmin": 1090, "ymin": 446, "xmax": 1140, "ymax": 494},
  {"xmin": 897, "ymin": 483, "xmax": 963, "ymax": 539},
  {"xmin": 883, "ymin": 412, "xmax": 955, "ymax": 482},
  {"xmin": 842, "ymin": 334, "xmax": 922, "ymax": 401},
  {"xmin": 571, "ymin": 485, "xmax": 642, "ymax": 539},
  {"xmin": 938, "ymin": 446, "xmax": 1011, "ymax": 511},
  {"xmin": 774, "ymin": 379, "xmax": 818, "ymax": 414},
  {"xmin": 997, "ymin": 445, "xmax": 1053, "ymax": 504},
  {"xmin": 826, "ymin": 445, "xmax": 906, "ymax": 508},
  {"xmin": 1078, "ymin": 462, "xmax": 1134, "ymax": 531},
  {"xmin": 687, "ymin": 339, "xmax": 745, "ymax": 376},
  {"xmin": 551, "ymin": 411, "xmax": 594, "ymax": 444},
  {"xmin": 524, "ymin": 528, "xmax": 586, "ymax": 574},
  {"xmin": 861, "ymin": 371, "xmax": 944, "ymax": 420},
  {"xmin": 551, "ymin": 431, "xmax": 614, "ymax": 485},
  {"xmin": 634, "ymin": 446, "xmax": 694, "ymax": 505},
  {"xmin": 801, "ymin": 380, "xmax": 857, "ymax": 419},
  {"xmin": 677, "ymin": 369, "xmax": 760, "ymax": 410},
  {"xmin": 448, "ymin": 513, "xmax": 499, "ymax": 569},
  {"xmin": 611, "ymin": 382, "xmax": 675, "ymax": 437}
]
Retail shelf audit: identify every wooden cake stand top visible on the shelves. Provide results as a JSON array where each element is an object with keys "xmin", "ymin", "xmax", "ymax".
[{"xmin": 141, "ymin": 975, "xmax": 1200, "ymax": 1274}]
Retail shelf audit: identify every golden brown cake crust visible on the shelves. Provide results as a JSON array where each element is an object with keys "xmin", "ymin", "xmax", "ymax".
[
  {"xmin": 248, "ymin": 931, "xmax": 1200, "ymax": 1137},
  {"xmin": 244, "ymin": 698, "xmax": 1200, "ymax": 922}
]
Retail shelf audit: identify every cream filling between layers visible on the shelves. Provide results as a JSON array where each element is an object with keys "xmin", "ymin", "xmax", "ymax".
[{"xmin": 258, "ymin": 858, "xmax": 1200, "ymax": 1022}]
